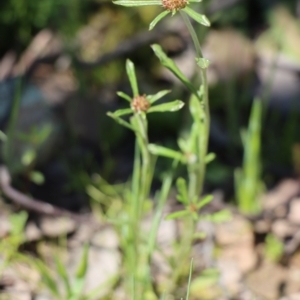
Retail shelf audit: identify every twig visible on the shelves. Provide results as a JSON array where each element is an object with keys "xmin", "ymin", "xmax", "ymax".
[
  {"xmin": 0, "ymin": 165, "xmax": 87, "ymax": 222},
  {"xmin": 26, "ymin": 0, "xmax": 244, "ymax": 75}
]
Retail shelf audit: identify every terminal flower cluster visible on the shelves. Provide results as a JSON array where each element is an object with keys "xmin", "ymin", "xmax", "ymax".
[{"xmin": 113, "ymin": 0, "xmax": 210, "ymax": 30}]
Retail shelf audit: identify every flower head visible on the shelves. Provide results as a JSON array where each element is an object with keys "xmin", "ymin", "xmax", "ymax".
[
  {"xmin": 131, "ymin": 95, "xmax": 151, "ymax": 113},
  {"xmin": 113, "ymin": 0, "xmax": 210, "ymax": 30},
  {"xmin": 107, "ymin": 59, "xmax": 184, "ymax": 130},
  {"xmin": 162, "ymin": 0, "xmax": 188, "ymax": 11}
]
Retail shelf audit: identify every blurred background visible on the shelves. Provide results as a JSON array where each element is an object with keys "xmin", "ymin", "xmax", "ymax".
[{"xmin": 0, "ymin": 0, "xmax": 300, "ymax": 210}]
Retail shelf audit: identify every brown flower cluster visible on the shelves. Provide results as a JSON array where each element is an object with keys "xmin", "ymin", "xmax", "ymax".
[
  {"xmin": 162, "ymin": 0, "xmax": 188, "ymax": 11},
  {"xmin": 131, "ymin": 95, "xmax": 150, "ymax": 113}
]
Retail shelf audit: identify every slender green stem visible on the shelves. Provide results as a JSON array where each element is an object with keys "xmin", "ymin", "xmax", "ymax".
[
  {"xmin": 128, "ymin": 139, "xmax": 141, "ymax": 295},
  {"xmin": 167, "ymin": 218, "xmax": 196, "ymax": 293},
  {"xmin": 135, "ymin": 113, "xmax": 151, "ymax": 206},
  {"xmin": 132, "ymin": 139, "xmax": 141, "ymax": 219},
  {"xmin": 168, "ymin": 13, "xmax": 212, "ymax": 292},
  {"xmin": 180, "ymin": 11, "xmax": 203, "ymax": 58},
  {"xmin": 147, "ymin": 160, "xmax": 178, "ymax": 256},
  {"xmin": 180, "ymin": 12, "xmax": 210, "ymax": 197},
  {"xmin": 188, "ymin": 164, "xmax": 197, "ymax": 203},
  {"xmin": 131, "ymin": 113, "xmax": 155, "ymax": 297},
  {"xmin": 186, "ymin": 258, "xmax": 194, "ymax": 300}
]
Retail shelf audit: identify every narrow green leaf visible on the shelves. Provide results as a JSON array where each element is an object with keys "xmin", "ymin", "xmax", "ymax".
[
  {"xmin": 147, "ymin": 90, "xmax": 171, "ymax": 104},
  {"xmin": 70, "ymin": 277, "xmax": 85, "ymax": 300},
  {"xmin": 126, "ymin": 59, "xmax": 139, "ymax": 97},
  {"xmin": 178, "ymin": 137, "xmax": 189, "ymax": 153},
  {"xmin": 189, "ymin": 0, "xmax": 202, "ymax": 2},
  {"xmin": 148, "ymin": 100, "xmax": 184, "ymax": 113},
  {"xmin": 21, "ymin": 149, "xmax": 36, "ymax": 166},
  {"xmin": 9, "ymin": 211, "xmax": 28, "ymax": 236},
  {"xmin": 112, "ymin": 108, "xmax": 132, "ymax": 117},
  {"xmin": 55, "ymin": 256, "xmax": 71, "ymax": 297},
  {"xmin": 166, "ymin": 210, "xmax": 190, "ymax": 220},
  {"xmin": 84, "ymin": 275, "xmax": 119, "ymax": 300},
  {"xmin": 191, "ymin": 269, "xmax": 219, "ymax": 290},
  {"xmin": 30, "ymin": 171, "xmax": 45, "ymax": 185},
  {"xmin": 189, "ymin": 94, "xmax": 205, "ymax": 123},
  {"xmin": 0, "ymin": 130, "xmax": 7, "ymax": 142},
  {"xmin": 186, "ymin": 258, "xmax": 193, "ymax": 300},
  {"xmin": 117, "ymin": 91, "xmax": 132, "ymax": 102},
  {"xmin": 176, "ymin": 177, "xmax": 189, "ymax": 205},
  {"xmin": 148, "ymin": 144, "xmax": 184, "ymax": 161},
  {"xmin": 34, "ymin": 259, "xmax": 60, "ymax": 297},
  {"xmin": 210, "ymin": 210, "xmax": 232, "ymax": 222},
  {"xmin": 107, "ymin": 112, "xmax": 134, "ymax": 131},
  {"xmin": 195, "ymin": 57, "xmax": 210, "ymax": 69},
  {"xmin": 188, "ymin": 122, "xmax": 199, "ymax": 152},
  {"xmin": 196, "ymin": 194, "xmax": 213, "ymax": 210},
  {"xmin": 149, "ymin": 10, "xmax": 170, "ymax": 30},
  {"xmin": 183, "ymin": 7, "xmax": 210, "ymax": 27},
  {"xmin": 151, "ymin": 44, "xmax": 199, "ymax": 97},
  {"xmin": 113, "ymin": 0, "xmax": 162, "ymax": 6},
  {"xmin": 204, "ymin": 152, "xmax": 216, "ymax": 164},
  {"xmin": 76, "ymin": 243, "xmax": 89, "ymax": 279},
  {"xmin": 236, "ymin": 98, "xmax": 263, "ymax": 214}
]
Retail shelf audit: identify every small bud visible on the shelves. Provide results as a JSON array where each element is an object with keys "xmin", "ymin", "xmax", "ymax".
[
  {"xmin": 162, "ymin": 0, "xmax": 188, "ymax": 11},
  {"xmin": 131, "ymin": 95, "xmax": 150, "ymax": 113}
]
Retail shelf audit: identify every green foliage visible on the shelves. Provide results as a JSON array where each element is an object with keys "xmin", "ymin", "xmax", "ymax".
[
  {"xmin": 0, "ymin": 211, "xmax": 28, "ymax": 273},
  {"xmin": 0, "ymin": 130, "xmax": 7, "ymax": 142},
  {"xmin": 0, "ymin": 0, "xmax": 85, "ymax": 54},
  {"xmin": 30, "ymin": 243, "xmax": 105, "ymax": 300},
  {"xmin": 235, "ymin": 98, "xmax": 264, "ymax": 214},
  {"xmin": 102, "ymin": 0, "xmax": 222, "ymax": 295},
  {"xmin": 189, "ymin": 268, "xmax": 220, "ymax": 298},
  {"xmin": 113, "ymin": 0, "xmax": 208, "ymax": 31},
  {"xmin": 264, "ymin": 234, "xmax": 284, "ymax": 262},
  {"xmin": 185, "ymin": 258, "xmax": 193, "ymax": 300},
  {"xmin": 106, "ymin": 59, "xmax": 188, "ymax": 298},
  {"xmin": 0, "ymin": 0, "xmax": 260, "ymax": 298},
  {"xmin": 166, "ymin": 178, "xmax": 213, "ymax": 221}
]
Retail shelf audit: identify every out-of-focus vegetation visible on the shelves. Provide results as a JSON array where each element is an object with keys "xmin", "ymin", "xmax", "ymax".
[
  {"xmin": 0, "ymin": 0, "xmax": 86, "ymax": 55},
  {"xmin": 1, "ymin": 0, "xmax": 300, "ymax": 299}
]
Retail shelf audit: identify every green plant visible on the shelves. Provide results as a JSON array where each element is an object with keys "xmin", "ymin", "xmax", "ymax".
[
  {"xmin": 0, "ymin": 211, "xmax": 28, "ymax": 271},
  {"xmin": 0, "ymin": 211, "xmax": 29, "ymax": 300},
  {"xmin": 28, "ymin": 243, "xmax": 109, "ymax": 300},
  {"xmin": 107, "ymin": 59, "xmax": 184, "ymax": 298},
  {"xmin": 235, "ymin": 98, "xmax": 264, "ymax": 214},
  {"xmin": 103, "ymin": 0, "xmax": 217, "ymax": 298}
]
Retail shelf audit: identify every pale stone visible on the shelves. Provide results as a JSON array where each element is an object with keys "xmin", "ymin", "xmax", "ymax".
[
  {"xmin": 91, "ymin": 227, "xmax": 119, "ymax": 249},
  {"xmin": 246, "ymin": 261, "xmax": 287, "ymax": 300},
  {"xmin": 288, "ymin": 199, "xmax": 300, "ymax": 224},
  {"xmin": 262, "ymin": 179, "xmax": 300, "ymax": 211},
  {"xmin": 40, "ymin": 216, "xmax": 76, "ymax": 237},
  {"xmin": 218, "ymin": 244, "xmax": 257, "ymax": 274},
  {"xmin": 217, "ymin": 260, "xmax": 242, "ymax": 295},
  {"xmin": 25, "ymin": 221, "xmax": 42, "ymax": 241},
  {"xmin": 272, "ymin": 219, "xmax": 297, "ymax": 238},
  {"xmin": 215, "ymin": 216, "xmax": 253, "ymax": 246}
]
